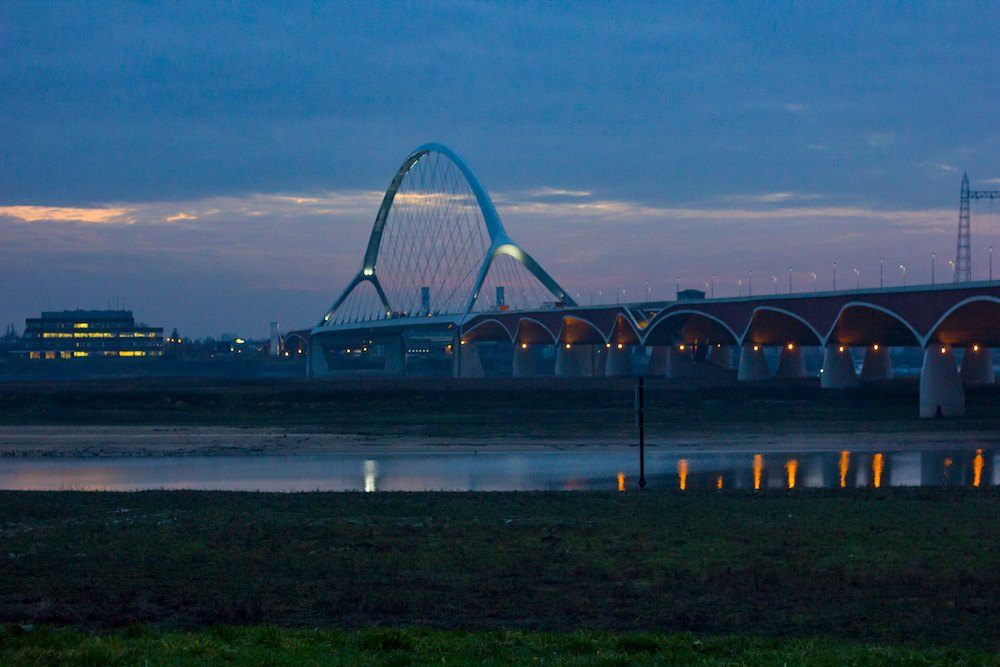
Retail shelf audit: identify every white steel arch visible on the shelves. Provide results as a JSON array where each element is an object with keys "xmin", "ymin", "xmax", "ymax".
[{"xmin": 319, "ymin": 143, "xmax": 574, "ymax": 326}]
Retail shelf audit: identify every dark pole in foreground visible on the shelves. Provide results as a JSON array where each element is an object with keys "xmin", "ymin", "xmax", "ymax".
[{"xmin": 636, "ymin": 376, "xmax": 646, "ymax": 489}]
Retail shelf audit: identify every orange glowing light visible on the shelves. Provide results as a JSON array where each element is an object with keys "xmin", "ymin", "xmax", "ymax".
[
  {"xmin": 460, "ymin": 340, "xmax": 466, "ymax": 345},
  {"xmin": 679, "ymin": 344, "xmax": 686, "ymax": 351},
  {"xmin": 873, "ymin": 344, "xmax": 879, "ymax": 351},
  {"xmin": 785, "ymin": 459, "xmax": 798, "ymax": 489},
  {"xmin": 678, "ymin": 459, "xmax": 689, "ymax": 491},
  {"xmin": 973, "ymin": 449, "xmax": 984, "ymax": 488},
  {"xmin": 973, "ymin": 344, "xmax": 980, "ymax": 353},
  {"xmin": 716, "ymin": 475, "xmax": 723, "ymax": 490},
  {"xmin": 839, "ymin": 450, "xmax": 850, "ymax": 488},
  {"xmin": 787, "ymin": 343, "xmax": 794, "ymax": 350},
  {"xmin": 752, "ymin": 345, "xmax": 760, "ymax": 352},
  {"xmin": 565, "ymin": 343, "xmax": 572, "ymax": 349},
  {"xmin": 521, "ymin": 343, "xmax": 528, "ymax": 349},
  {"xmin": 872, "ymin": 453, "xmax": 884, "ymax": 489},
  {"xmin": 605, "ymin": 343, "xmax": 611, "ymax": 348},
  {"xmin": 838, "ymin": 345, "xmax": 845, "ymax": 353},
  {"xmin": 940, "ymin": 346, "xmax": 947, "ymax": 354},
  {"xmin": 617, "ymin": 471, "xmax": 626, "ymax": 492},
  {"xmin": 753, "ymin": 454, "xmax": 763, "ymax": 490},
  {"xmin": 943, "ymin": 457, "xmax": 953, "ymax": 468},
  {"xmin": 617, "ymin": 343, "xmax": 623, "ymax": 349}
]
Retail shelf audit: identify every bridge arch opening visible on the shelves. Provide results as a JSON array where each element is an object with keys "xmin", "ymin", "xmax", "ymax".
[
  {"xmin": 558, "ymin": 316, "xmax": 607, "ymax": 345},
  {"xmin": 742, "ymin": 307, "xmax": 822, "ymax": 346},
  {"xmin": 461, "ymin": 318, "xmax": 513, "ymax": 344},
  {"xmin": 826, "ymin": 302, "xmax": 921, "ymax": 347},
  {"xmin": 925, "ymin": 296, "xmax": 1000, "ymax": 346},
  {"xmin": 643, "ymin": 310, "xmax": 739, "ymax": 347},
  {"xmin": 514, "ymin": 318, "xmax": 557, "ymax": 345}
]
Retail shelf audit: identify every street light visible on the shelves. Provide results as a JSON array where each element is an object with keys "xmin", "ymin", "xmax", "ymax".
[
  {"xmin": 854, "ymin": 267, "xmax": 860, "ymax": 289},
  {"xmin": 880, "ymin": 257, "xmax": 884, "ymax": 288},
  {"xmin": 616, "ymin": 282, "xmax": 622, "ymax": 304},
  {"xmin": 931, "ymin": 252, "xmax": 936, "ymax": 285},
  {"xmin": 772, "ymin": 274, "xmax": 778, "ymax": 295},
  {"xmin": 990, "ymin": 246, "xmax": 994, "ymax": 281},
  {"xmin": 833, "ymin": 262, "xmax": 837, "ymax": 291},
  {"xmin": 645, "ymin": 279, "xmax": 650, "ymax": 303},
  {"xmin": 710, "ymin": 274, "xmax": 715, "ymax": 298},
  {"xmin": 788, "ymin": 267, "xmax": 793, "ymax": 294},
  {"xmin": 948, "ymin": 259, "xmax": 956, "ymax": 280},
  {"xmin": 748, "ymin": 270, "xmax": 753, "ymax": 296},
  {"xmin": 738, "ymin": 278, "xmax": 744, "ymax": 297},
  {"xmin": 899, "ymin": 264, "xmax": 907, "ymax": 286},
  {"xmin": 811, "ymin": 271, "xmax": 817, "ymax": 292}
]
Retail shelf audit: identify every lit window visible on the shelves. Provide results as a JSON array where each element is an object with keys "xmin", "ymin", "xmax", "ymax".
[{"xmin": 73, "ymin": 322, "xmax": 89, "ymax": 329}]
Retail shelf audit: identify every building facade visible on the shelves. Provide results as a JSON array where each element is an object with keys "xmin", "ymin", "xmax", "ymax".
[{"xmin": 16, "ymin": 310, "xmax": 163, "ymax": 360}]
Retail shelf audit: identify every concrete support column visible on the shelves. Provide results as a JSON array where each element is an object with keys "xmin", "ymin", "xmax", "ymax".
[
  {"xmin": 709, "ymin": 344, "xmax": 735, "ymax": 369},
  {"xmin": 646, "ymin": 346, "xmax": 668, "ymax": 376},
  {"xmin": 737, "ymin": 343, "xmax": 770, "ymax": 382},
  {"xmin": 555, "ymin": 343, "xmax": 592, "ymax": 377},
  {"xmin": 604, "ymin": 344, "xmax": 633, "ymax": 377},
  {"xmin": 860, "ymin": 344, "xmax": 892, "ymax": 382},
  {"xmin": 384, "ymin": 337, "xmax": 407, "ymax": 377},
  {"xmin": 920, "ymin": 345, "xmax": 965, "ymax": 418},
  {"xmin": 454, "ymin": 341, "xmax": 484, "ymax": 378},
  {"xmin": 308, "ymin": 337, "xmax": 330, "ymax": 377},
  {"xmin": 512, "ymin": 343, "xmax": 538, "ymax": 378},
  {"xmin": 821, "ymin": 344, "xmax": 858, "ymax": 389},
  {"xmin": 665, "ymin": 345, "xmax": 695, "ymax": 379},
  {"xmin": 960, "ymin": 344, "xmax": 995, "ymax": 386},
  {"xmin": 775, "ymin": 344, "xmax": 807, "ymax": 379},
  {"xmin": 591, "ymin": 346, "xmax": 606, "ymax": 377}
]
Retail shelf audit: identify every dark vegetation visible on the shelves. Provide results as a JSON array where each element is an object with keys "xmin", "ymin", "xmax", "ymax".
[
  {"xmin": 0, "ymin": 489, "xmax": 996, "ymax": 650},
  {"xmin": 2, "ymin": 626, "xmax": 996, "ymax": 665},
  {"xmin": 2, "ymin": 377, "xmax": 1000, "ymax": 435}
]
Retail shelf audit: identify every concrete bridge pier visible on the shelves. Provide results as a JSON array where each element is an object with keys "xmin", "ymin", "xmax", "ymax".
[
  {"xmin": 665, "ymin": 345, "xmax": 695, "ymax": 379},
  {"xmin": 860, "ymin": 344, "xmax": 892, "ymax": 382},
  {"xmin": 737, "ymin": 343, "xmax": 770, "ymax": 382},
  {"xmin": 920, "ymin": 345, "xmax": 965, "ymax": 418},
  {"xmin": 555, "ymin": 343, "xmax": 593, "ymax": 377},
  {"xmin": 512, "ymin": 343, "xmax": 539, "ymax": 378},
  {"xmin": 383, "ymin": 336, "xmax": 407, "ymax": 377},
  {"xmin": 604, "ymin": 344, "xmax": 633, "ymax": 376},
  {"xmin": 709, "ymin": 344, "xmax": 735, "ymax": 369},
  {"xmin": 453, "ymin": 341, "xmax": 484, "ymax": 378},
  {"xmin": 775, "ymin": 344, "xmax": 807, "ymax": 379},
  {"xmin": 646, "ymin": 346, "xmax": 668, "ymax": 376},
  {"xmin": 308, "ymin": 337, "xmax": 331, "ymax": 377},
  {"xmin": 821, "ymin": 344, "xmax": 858, "ymax": 389},
  {"xmin": 960, "ymin": 344, "xmax": 995, "ymax": 385}
]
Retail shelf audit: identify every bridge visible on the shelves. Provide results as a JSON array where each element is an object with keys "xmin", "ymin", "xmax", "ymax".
[{"xmin": 310, "ymin": 144, "xmax": 1000, "ymax": 417}]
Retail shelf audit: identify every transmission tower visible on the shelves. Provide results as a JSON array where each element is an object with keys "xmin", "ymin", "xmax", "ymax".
[{"xmin": 953, "ymin": 173, "xmax": 1000, "ymax": 282}]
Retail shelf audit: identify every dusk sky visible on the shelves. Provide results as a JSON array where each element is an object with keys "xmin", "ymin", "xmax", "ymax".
[{"xmin": 2, "ymin": 2, "xmax": 998, "ymax": 337}]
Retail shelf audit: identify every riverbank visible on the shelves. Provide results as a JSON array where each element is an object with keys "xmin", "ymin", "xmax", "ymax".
[
  {"xmin": 2, "ymin": 626, "xmax": 994, "ymax": 665},
  {"xmin": 1, "ymin": 424, "xmax": 998, "ymax": 457},
  {"xmin": 2, "ymin": 377, "xmax": 1000, "ymax": 440},
  {"xmin": 1, "ymin": 489, "xmax": 996, "ymax": 650}
]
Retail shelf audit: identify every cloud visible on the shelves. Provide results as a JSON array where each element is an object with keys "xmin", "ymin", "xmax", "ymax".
[
  {"xmin": 720, "ymin": 192, "xmax": 822, "ymax": 204},
  {"xmin": 0, "ymin": 205, "xmax": 136, "ymax": 224},
  {"xmin": 523, "ymin": 187, "xmax": 593, "ymax": 198}
]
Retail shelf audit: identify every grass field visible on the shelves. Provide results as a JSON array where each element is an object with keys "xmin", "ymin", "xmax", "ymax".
[
  {"xmin": 0, "ymin": 489, "xmax": 996, "ymax": 652},
  {"xmin": 2, "ymin": 377, "xmax": 1000, "ymax": 436},
  {"xmin": 2, "ymin": 626, "xmax": 996, "ymax": 665}
]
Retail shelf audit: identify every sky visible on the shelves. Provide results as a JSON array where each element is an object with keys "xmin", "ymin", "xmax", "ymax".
[{"xmin": 2, "ymin": 2, "xmax": 999, "ymax": 337}]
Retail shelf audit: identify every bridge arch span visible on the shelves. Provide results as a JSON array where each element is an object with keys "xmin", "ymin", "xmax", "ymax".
[
  {"xmin": 558, "ymin": 315, "xmax": 609, "ymax": 345},
  {"xmin": 643, "ymin": 310, "xmax": 739, "ymax": 346},
  {"xmin": 825, "ymin": 301, "xmax": 922, "ymax": 347},
  {"xmin": 924, "ymin": 296, "xmax": 1000, "ymax": 347},
  {"xmin": 318, "ymin": 143, "xmax": 573, "ymax": 327},
  {"xmin": 513, "ymin": 317, "xmax": 558, "ymax": 345},
  {"xmin": 461, "ymin": 318, "xmax": 514, "ymax": 344},
  {"xmin": 741, "ymin": 306, "xmax": 824, "ymax": 346}
]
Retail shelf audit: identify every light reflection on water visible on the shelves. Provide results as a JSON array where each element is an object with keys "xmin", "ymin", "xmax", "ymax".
[{"xmin": 0, "ymin": 448, "xmax": 994, "ymax": 492}]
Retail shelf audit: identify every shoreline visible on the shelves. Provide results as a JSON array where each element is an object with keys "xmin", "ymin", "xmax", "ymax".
[{"xmin": 1, "ymin": 424, "xmax": 997, "ymax": 457}]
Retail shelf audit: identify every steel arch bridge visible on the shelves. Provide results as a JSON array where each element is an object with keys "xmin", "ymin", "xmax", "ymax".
[{"xmin": 318, "ymin": 143, "xmax": 573, "ymax": 329}]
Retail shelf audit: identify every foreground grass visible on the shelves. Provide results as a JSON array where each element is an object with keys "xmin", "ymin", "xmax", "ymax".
[
  {"xmin": 2, "ymin": 376, "xmax": 1000, "ymax": 435},
  {"xmin": 2, "ymin": 626, "xmax": 996, "ymax": 666},
  {"xmin": 0, "ymin": 489, "xmax": 997, "ymax": 650}
]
